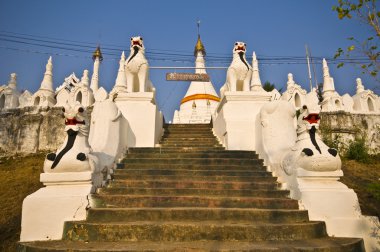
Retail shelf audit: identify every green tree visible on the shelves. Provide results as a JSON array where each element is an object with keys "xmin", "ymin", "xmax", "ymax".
[
  {"xmin": 316, "ymin": 83, "xmax": 324, "ymax": 103},
  {"xmin": 332, "ymin": 0, "xmax": 380, "ymax": 81},
  {"xmin": 263, "ymin": 81, "xmax": 275, "ymax": 92}
]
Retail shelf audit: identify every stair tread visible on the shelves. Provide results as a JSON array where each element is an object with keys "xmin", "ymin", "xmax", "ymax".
[
  {"xmin": 88, "ymin": 207, "xmax": 305, "ymax": 212},
  {"xmin": 101, "ymin": 187, "xmax": 283, "ymax": 191},
  {"xmin": 20, "ymin": 238, "xmax": 364, "ymax": 251},
  {"xmin": 112, "ymin": 175, "xmax": 275, "ymax": 181},
  {"xmin": 94, "ymin": 195, "xmax": 292, "ymax": 199},
  {"xmin": 113, "ymin": 170, "xmax": 271, "ymax": 176},
  {"xmin": 67, "ymin": 220, "xmax": 324, "ymax": 226}
]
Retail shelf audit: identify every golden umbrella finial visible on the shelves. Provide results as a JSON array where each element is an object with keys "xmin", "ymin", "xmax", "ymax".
[
  {"xmin": 92, "ymin": 45, "xmax": 103, "ymax": 61},
  {"xmin": 194, "ymin": 20, "xmax": 206, "ymax": 57}
]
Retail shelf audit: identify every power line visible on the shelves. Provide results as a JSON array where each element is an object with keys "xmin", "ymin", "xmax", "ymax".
[{"xmin": 0, "ymin": 31, "xmax": 372, "ymax": 65}]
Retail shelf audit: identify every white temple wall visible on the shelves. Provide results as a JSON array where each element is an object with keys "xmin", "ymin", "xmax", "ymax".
[
  {"xmin": 320, "ymin": 111, "xmax": 380, "ymax": 154},
  {"xmin": 0, "ymin": 107, "xmax": 70, "ymax": 153},
  {"xmin": 0, "ymin": 94, "xmax": 4, "ymax": 109},
  {"xmin": 0, "ymin": 102, "xmax": 380, "ymax": 155}
]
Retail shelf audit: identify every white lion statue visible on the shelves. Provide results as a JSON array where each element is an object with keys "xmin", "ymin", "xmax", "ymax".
[
  {"xmin": 281, "ymin": 93, "xmax": 341, "ymax": 174},
  {"xmin": 220, "ymin": 41, "xmax": 252, "ymax": 97},
  {"xmin": 259, "ymin": 92, "xmax": 341, "ymax": 176},
  {"xmin": 43, "ymin": 102, "xmax": 98, "ymax": 173},
  {"xmin": 125, "ymin": 36, "xmax": 155, "ymax": 93}
]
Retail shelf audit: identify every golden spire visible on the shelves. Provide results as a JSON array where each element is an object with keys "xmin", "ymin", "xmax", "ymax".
[
  {"xmin": 92, "ymin": 46, "xmax": 103, "ymax": 61},
  {"xmin": 194, "ymin": 20, "xmax": 206, "ymax": 56}
]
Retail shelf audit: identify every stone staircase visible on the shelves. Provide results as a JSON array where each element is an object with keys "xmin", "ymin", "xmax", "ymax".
[{"xmin": 19, "ymin": 123, "xmax": 364, "ymax": 251}]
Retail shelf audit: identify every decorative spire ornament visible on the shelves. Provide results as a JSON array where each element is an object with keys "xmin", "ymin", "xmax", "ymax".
[
  {"xmin": 90, "ymin": 46, "xmax": 102, "ymax": 92},
  {"xmin": 194, "ymin": 20, "xmax": 206, "ymax": 57},
  {"xmin": 40, "ymin": 56, "xmax": 54, "ymax": 92},
  {"xmin": 322, "ymin": 58, "xmax": 336, "ymax": 97},
  {"xmin": 81, "ymin": 70, "xmax": 90, "ymax": 86},
  {"xmin": 250, "ymin": 52, "xmax": 263, "ymax": 91},
  {"xmin": 113, "ymin": 51, "xmax": 128, "ymax": 91},
  {"xmin": 356, "ymin": 78, "xmax": 365, "ymax": 94},
  {"xmin": 287, "ymin": 73, "xmax": 295, "ymax": 87},
  {"xmin": 8, "ymin": 73, "xmax": 17, "ymax": 89}
]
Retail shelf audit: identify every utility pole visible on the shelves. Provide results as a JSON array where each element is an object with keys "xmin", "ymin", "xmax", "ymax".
[
  {"xmin": 305, "ymin": 44, "xmax": 313, "ymax": 92},
  {"xmin": 309, "ymin": 46, "xmax": 318, "ymax": 89}
]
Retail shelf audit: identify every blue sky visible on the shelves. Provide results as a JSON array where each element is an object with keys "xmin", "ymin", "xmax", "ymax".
[{"xmin": 0, "ymin": 0, "xmax": 377, "ymax": 121}]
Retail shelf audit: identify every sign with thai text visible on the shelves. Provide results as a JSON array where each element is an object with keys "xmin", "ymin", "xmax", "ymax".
[{"xmin": 166, "ymin": 73, "xmax": 210, "ymax": 82}]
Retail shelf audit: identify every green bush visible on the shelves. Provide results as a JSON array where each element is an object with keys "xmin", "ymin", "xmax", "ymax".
[
  {"xmin": 367, "ymin": 183, "xmax": 380, "ymax": 201},
  {"xmin": 345, "ymin": 138, "xmax": 370, "ymax": 163}
]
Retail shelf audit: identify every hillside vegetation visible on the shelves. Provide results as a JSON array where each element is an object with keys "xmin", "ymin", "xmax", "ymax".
[
  {"xmin": 0, "ymin": 152, "xmax": 45, "ymax": 252},
  {"xmin": 0, "ymin": 152, "xmax": 379, "ymax": 251}
]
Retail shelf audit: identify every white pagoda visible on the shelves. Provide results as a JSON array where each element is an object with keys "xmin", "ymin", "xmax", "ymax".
[{"xmin": 173, "ymin": 34, "xmax": 220, "ymax": 124}]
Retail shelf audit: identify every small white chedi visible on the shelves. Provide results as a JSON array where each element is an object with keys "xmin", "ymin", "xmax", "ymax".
[
  {"xmin": 320, "ymin": 58, "xmax": 344, "ymax": 112},
  {"xmin": 31, "ymin": 56, "xmax": 56, "ymax": 107},
  {"xmin": 110, "ymin": 51, "xmax": 128, "ymax": 97},
  {"xmin": 0, "ymin": 72, "xmax": 20, "ymax": 110},
  {"xmin": 352, "ymin": 77, "xmax": 379, "ymax": 113},
  {"xmin": 280, "ymin": 73, "xmax": 307, "ymax": 109},
  {"xmin": 220, "ymin": 41, "xmax": 252, "ymax": 96}
]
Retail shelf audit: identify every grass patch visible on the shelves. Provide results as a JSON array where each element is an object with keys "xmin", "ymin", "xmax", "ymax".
[
  {"xmin": 340, "ymin": 155, "xmax": 380, "ymax": 218},
  {"xmin": 0, "ymin": 152, "xmax": 46, "ymax": 252},
  {"xmin": 345, "ymin": 138, "xmax": 370, "ymax": 163}
]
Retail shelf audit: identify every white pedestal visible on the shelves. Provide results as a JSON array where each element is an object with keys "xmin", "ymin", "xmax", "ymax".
[
  {"xmin": 295, "ymin": 170, "xmax": 380, "ymax": 252},
  {"xmin": 213, "ymin": 91, "xmax": 271, "ymax": 150},
  {"xmin": 115, "ymin": 92, "xmax": 163, "ymax": 147},
  {"xmin": 20, "ymin": 172, "xmax": 95, "ymax": 242}
]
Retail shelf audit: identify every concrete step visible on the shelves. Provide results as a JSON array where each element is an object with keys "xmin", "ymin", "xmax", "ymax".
[
  {"xmin": 62, "ymin": 221, "xmax": 327, "ymax": 242},
  {"xmin": 112, "ymin": 174, "xmax": 276, "ymax": 182},
  {"xmin": 159, "ymin": 144, "xmax": 223, "ymax": 148},
  {"xmin": 160, "ymin": 136, "xmax": 217, "ymax": 141},
  {"xmin": 164, "ymin": 129, "xmax": 215, "ymax": 135},
  {"xmin": 98, "ymin": 187, "xmax": 290, "ymax": 198},
  {"xmin": 86, "ymin": 207, "xmax": 309, "ymax": 223},
  {"xmin": 91, "ymin": 195, "xmax": 298, "ymax": 209},
  {"xmin": 159, "ymin": 139, "xmax": 220, "ymax": 144},
  {"xmin": 162, "ymin": 133, "xmax": 216, "ymax": 138},
  {"xmin": 114, "ymin": 169, "xmax": 271, "ymax": 177},
  {"xmin": 164, "ymin": 123, "xmax": 212, "ymax": 128},
  {"xmin": 127, "ymin": 147, "xmax": 226, "ymax": 153},
  {"xmin": 18, "ymin": 238, "xmax": 365, "ymax": 252},
  {"xmin": 116, "ymin": 163, "xmax": 267, "ymax": 171},
  {"xmin": 121, "ymin": 157, "xmax": 263, "ymax": 166},
  {"xmin": 124, "ymin": 152, "xmax": 258, "ymax": 159},
  {"xmin": 109, "ymin": 180, "xmax": 280, "ymax": 190}
]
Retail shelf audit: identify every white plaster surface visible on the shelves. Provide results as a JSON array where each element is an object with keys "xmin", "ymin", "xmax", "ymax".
[
  {"xmin": 115, "ymin": 92, "xmax": 162, "ymax": 147},
  {"xmin": 213, "ymin": 91, "xmax": 271, "ymax": 150},
  {"xmin": 20, "ymin": 181, "xmax": 93, "ymax": 241},
  {"xmin": 0, "ymin": 73, "xmax": 20, "ymax": 110}
]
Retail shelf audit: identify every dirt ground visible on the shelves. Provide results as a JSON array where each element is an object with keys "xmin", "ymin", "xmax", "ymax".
[
  {"xmin": 0, "ymin": 153, "xmax": 379, "ymax": 251},
  {"xmin": 340, "ymin": 156, "xmax": 380, "ymax": 219},
  {"xmin": 0, "ymin": 153, "xmax": 45, "ymax": 252}
]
